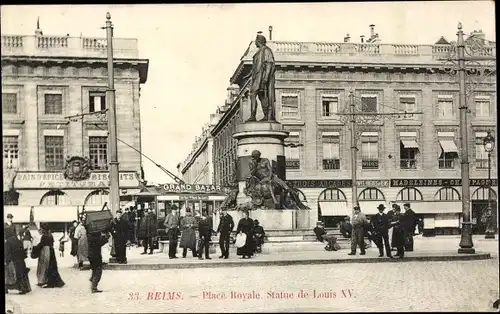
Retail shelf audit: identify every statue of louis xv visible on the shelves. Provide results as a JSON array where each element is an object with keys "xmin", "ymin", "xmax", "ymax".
[{"xmin": 244, "ymin": 31, "xmax": 276, "ymax": 122}]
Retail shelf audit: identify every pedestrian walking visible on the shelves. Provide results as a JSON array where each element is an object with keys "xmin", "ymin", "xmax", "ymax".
[
  {"xmin": 139, "ymin": 207, "xmax": 157, "ymax": 255},
  {"xmin": 21, "ymin": 225, "xmax": 33, "ymax": 255},
  {"xmin": 197, "ymin": 211, "xmax": 214, "ymax": 260},
  {"xmin": 403, "ymin": 203, "xmax": 418, "ymax": 251},
  {"xmin": 253, "ymin": 220, "xmax": 265, "ymax": 253},
  {"xmin": 163, "ymin": 208, "xmax": 179, "ymax": 258},
  {"xmin": 111, "ymin": 210, "xmax": 128, "ymax": 264},
  {"xmin": 391, "ymin": 206, "xmax": 406, "ymax": 259},
  {"xmin": 75, "ymin": 219, "xmax": 89, "ymax": 269},
  {"xmin": 236, "ymin": 210, "xmax": 255, "ymax": 259},
  {"xmin": 32, "ymin": 224, "xmax": 65, "ymax": 288},
  {"xmin": 179, "ymin": 209, "xmax": 198, "ymax": 258},
  {"xmin": 371, "ymin": 204, "xmax": 393, "ymax": 258},
  {"xmin": 5, "ymin": 226, "xmax": 31, "ymax": 295},
  {"xmin": 348, "ymin": 206, "xmax": 368, "ymax": 256},
  {"xmin": 87, "ymin": 231, "xmax": 110, "ymax": 293},
  {"xmin": 217, "ymin": 208, "xmax": 234, "ymax": 259}
]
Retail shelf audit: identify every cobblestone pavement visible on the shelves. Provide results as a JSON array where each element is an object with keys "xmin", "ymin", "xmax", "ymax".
[{"xmin": 6, "ymin": 256, "xmax": 499, "ymax": 313}]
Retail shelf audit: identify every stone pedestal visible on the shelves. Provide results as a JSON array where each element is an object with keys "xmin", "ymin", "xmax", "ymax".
[
  {"xmin": 228, "ymin": 209, "xmax": 309, "ymax": 230},
  {"xmin": 233, "ymin": 122, "xmax": 289, "ymax": 205}
]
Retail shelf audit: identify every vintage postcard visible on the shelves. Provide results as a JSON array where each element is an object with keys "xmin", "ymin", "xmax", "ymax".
[{"xmin": 2, "ymin": 2, "xmax": 498, "ymax": 313}]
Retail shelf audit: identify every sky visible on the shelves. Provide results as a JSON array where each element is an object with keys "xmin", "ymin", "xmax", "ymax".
[{"xmin": 1, "ymin": 2, "xmax": 495, "ymax": 185}]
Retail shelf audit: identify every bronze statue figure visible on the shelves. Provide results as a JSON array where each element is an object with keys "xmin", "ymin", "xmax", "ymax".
[
  {"xmin": 244, "ymin": 150, "xmax": 308, "ymax": 210},
  {"xmin": 244, "ymin": 32, "xmax": 276, "ymax": 122}
]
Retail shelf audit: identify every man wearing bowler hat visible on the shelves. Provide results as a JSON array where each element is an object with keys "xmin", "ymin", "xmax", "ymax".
[
  {"xmin": 348, "ymin": 206, "xmax": 368, "ymax": 256},
  {"xmin": 371, "ymin": 204, "xmax": 393, "ymax": 258}
]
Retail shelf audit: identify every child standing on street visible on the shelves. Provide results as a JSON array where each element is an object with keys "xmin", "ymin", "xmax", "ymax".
[{"xmin": 59, "ymin": 232, "xmax": 69, "ymax": 257}]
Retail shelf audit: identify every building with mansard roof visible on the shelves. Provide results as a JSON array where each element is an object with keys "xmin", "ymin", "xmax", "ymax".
[
  {"xmin": 201, "ymin": 24, "xmax": 497, "ymax": 234},
  {"xmin": 2, "ymin": 22, "xmax": 149, "ymax": 231}
]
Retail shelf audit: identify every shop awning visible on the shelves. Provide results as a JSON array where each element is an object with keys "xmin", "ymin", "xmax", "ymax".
[
  {"xmin": 435, "ymin": 216, "xmax": 460, "ymax": 228},
  {"xmin": 358, "ymin": 201, "xmax": 387, "ymax": 215},
  {"xmin": 33, "ymin": 206, "xmax": 79, "ymax": 223},
  {"xmin": 3, "ymin": 206, "xmax": 32, "ymax": 223},
  {"xmin": 401, "ymin": 139, "xmax": 419, "ymax": 149},
  {"xmin": 439, "ymin": 139, "xmax": 458, "ymax": 153},
  {"xmin": 319, "ymin": 201, "xmax": 349, "ymax": 216},
  {"xmin": 410, "ymin": 201, "xmax": 462, "ymax": 214}
]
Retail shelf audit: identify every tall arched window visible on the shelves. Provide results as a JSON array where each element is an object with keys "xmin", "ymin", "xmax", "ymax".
[
  {"xmin": 396, "ymin": 187, "xmax": 423, "ymax": 201},
  {"xmin": 40, "ymin": 190, "xmax": 70, "ymax": 205},
  {"xmin": 358, "ymin": 188, "xmax": 385, "ymax": 201},
  {"xmin": 84, "ymin": 189, "xmax": 109, "ymax": 206},
  {"xmin": 472, "ymin": 187, "xmax": 497, "ymax": 201},
  {"xmin": 434, "ymin": 187, "xmax": 461, "ymax": 201}
]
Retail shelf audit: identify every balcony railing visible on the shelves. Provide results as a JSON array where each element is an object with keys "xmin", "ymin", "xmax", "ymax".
[
  {"xmin": 286, "ymin": 159, "xmax": 300, "ymax": 169},
  {"xmin": 438, "ymin": 159, "xmax": 455, "ymax": 169},
  {"xmin": 400, "ymin": 159, "xmax": 417, "ymax": 169},
  {"xmin": 475, "ymin": 159, "xmax": 489, "ymax": 169},
  {"xmin": 323, "ymin": 159, "xmax": 340, "ymax": 170},
  {"xmin": 240, "ymin": 41, "xmax": 496, "ymax": 64},
  {"xmin": 2, "ymin": 34, "xmax": 139, "ymax": 59}
]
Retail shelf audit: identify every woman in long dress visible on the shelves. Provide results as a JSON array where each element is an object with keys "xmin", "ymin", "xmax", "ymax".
[
  {"xmin": 236, "ymin": 210, "xmax": 255, "ymax": 259},
  {"xmin": 33, "ymin": 224, "xmax": 65, "ymax": 288},
  {"xmin": 69, "ymin": 220, "xmax": 78, "ymax": 258},
  {"xmin": 5, "ymin": 227, "xmax": 31, "ymax": 294},
  {"xmin": 75, "ymin": 221, "xmax": 89, "ymax": 269}
]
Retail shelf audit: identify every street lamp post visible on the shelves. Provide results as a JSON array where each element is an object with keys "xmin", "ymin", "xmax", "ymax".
[
  {"xmin": 483, "ymin": 131, "xmax": 496, "ymax": 239},
  {"xmin": 440, "ymin": 23, "xmax": 496, "ymax": 253}
]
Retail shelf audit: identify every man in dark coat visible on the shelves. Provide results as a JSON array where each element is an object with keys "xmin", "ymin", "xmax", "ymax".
[
  {"xmin": 371, "ymin": 204, "xmax": 393, "ymax": 258},
  {"xmin": 140, "ymin": 208, "xmax": 157, "ymax": 255},
  {"xmin": 313, "ymin": 221, "xmax": 326, "ymax": 242},
  {"xmin": 197, "ymin": 211, "xmax": 213, "ymax": 260},
  {"xmin": 87, "ymin": 231, "xmax": 109, "ymax": 293},
  {"xmin": 403, "ymin": 203, "xmax": 417, "ymax": 251},
  {"xmin": 4, "ymin": 213, "xmax": 16, "ymax": 240},
  {"xmin": 217, "ymin": 209, "xmax": 234, "ymax": 259},
  {"xmin": 340, "ymin": 216, "xmax": 352, "ymax": 238},
  {"xmin": 164, "ymin": 209, "xmax": 180, "ymax": 259},
  {"xmin": 253, "ymin": 220, "xmax": 265, "ymax": 253},
  {"xmin": 348, "ymin": 206, "xmax": 368, "ymax": 256},
  {"xmin": 391, "ymin": 206, "xmax": 406, "ymax": 259},
  {"xmin": 111, "ymin": 210, "xmax": 128, "ymax": 264}
]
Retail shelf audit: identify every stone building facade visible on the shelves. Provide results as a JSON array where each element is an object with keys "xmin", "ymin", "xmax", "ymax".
[
  {"xmin": 208, "ymin": 27, "xmax": 497, "ymax": 233},
  {"xmin": 2, "ymin": 26, "xmax": 149, "ymax": 230}
]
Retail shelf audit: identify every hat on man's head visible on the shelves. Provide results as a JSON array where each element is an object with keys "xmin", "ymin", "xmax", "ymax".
[
  {"xmin": 377, "ymin": 204, "xmax": 386, "ymax": 211},
  {"xmin": 392, "ymin": 203, "xmax": 398, "ymax": 209},
  {"xmin": 254, "ymin": 219, "xmax": 259, "ymax": 224},
  {"xmin": 6, "ymin": 213, "xmax": 13, "ymax": 219},
  {"xmin": 344, "ymin": 216, "xmax": 350, "ymax": 221},
  {"xmin": 403, "ymin": 203, "xmax": 411, "ymax": 208},
  {"xmin": 316, "ymin": 221, "xmax": 324, "ymax": 225},
  {"xmin": 353, "ymin": 206, "xmax": 361, "ymax": 211}
]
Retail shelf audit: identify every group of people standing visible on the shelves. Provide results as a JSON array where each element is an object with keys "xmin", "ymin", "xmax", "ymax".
[
  {"xmin": 160, "ymin": 208, "xmax": 266, "ymax": 260},
  {"xmin": 5, "ymin": 213, "xmax": 65, "ymax": 295},
  {"xmin": 348, "ymin": 203, "xmax": 419, "ymax": 258}
]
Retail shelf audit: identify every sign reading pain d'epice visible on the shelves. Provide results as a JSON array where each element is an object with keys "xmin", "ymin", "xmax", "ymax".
[{"xmin": 13, "ymin": 172, "xmax": 140, "ymax": 189}]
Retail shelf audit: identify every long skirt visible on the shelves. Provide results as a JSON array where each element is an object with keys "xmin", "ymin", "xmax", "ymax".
[
  {"xmin": 37, "ymin": 247, "xmax": 65, "ymax": 287},
  {"xmin": 70, "ymin": 239, "xmax": 78, "ymax": 256},
  {"xmin": 77, "ymin": 238, "xmax": 89, "ymax": 263},
  {"xmin": 6, "ymin": 259, "xmax": 31, "ymax": 293},
  {"xmin": 236, "ymin": 232, "xmax": 255, "ymax": 257}
]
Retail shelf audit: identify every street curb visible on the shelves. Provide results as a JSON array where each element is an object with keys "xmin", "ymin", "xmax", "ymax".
[{"xmin": 80, "ymin": 252, "xmax": 493, "ymax": 271}]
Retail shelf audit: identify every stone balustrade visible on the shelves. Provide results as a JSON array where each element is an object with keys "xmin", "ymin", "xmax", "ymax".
[
  {"xmin": 240, "ymin": 40, "xmax": 496, "ymax": 64},
  {"xmin": 1, "ymin": 34, "xmax": 139, "ymax": 59}
]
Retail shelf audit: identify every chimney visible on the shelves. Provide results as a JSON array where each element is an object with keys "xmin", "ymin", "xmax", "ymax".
[
  {"xmin": 269, "ymin": 26, "xmax": 273, "ymax": 41},
  {"xmin": 369, "ymin": 24, "xmax": 375, "ymax": 38},
  {"xmin": 360, "ymin": 35, "xmax": 365, "ymax": 43},
  {"xmin": 344, "ymin": 33, "xmax": 351, "ymax": 43}
]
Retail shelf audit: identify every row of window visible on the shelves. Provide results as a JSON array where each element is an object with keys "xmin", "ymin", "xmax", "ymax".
[
  {"xmin": 284, "ymin": 131, "xmax": 493, "ymax": 171},
  {"xmin": 315, "ymin": 186, "xmax": 496, "ymax": 202},
  {"xmin": 281, "ymin": 93, "xmax": 493, "ymax": 119},
  {"xmin": 2, "ymin": 92, "xmax": 106, "ymax": 115},
  {"xmin": 3, "ymin": 136, "xmax": 108, "ymax": 170}
]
